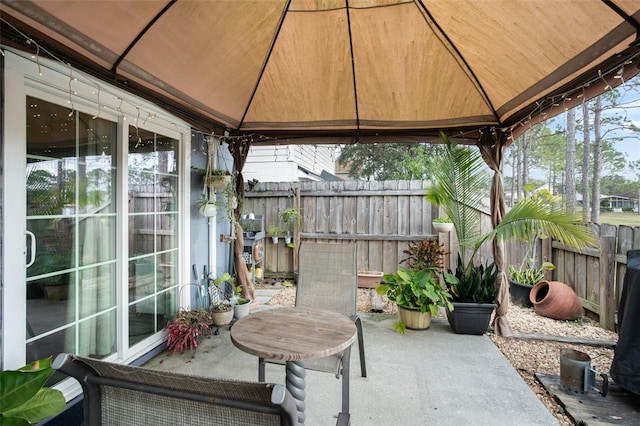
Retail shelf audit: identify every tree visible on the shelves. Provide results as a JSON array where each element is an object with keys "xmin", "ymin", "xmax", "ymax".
[
  {"xmin": 565, "ymin": 108, "xmax": 577, "ymax": 214},
  {"xmin": 592, "ymin": 95, "xmax": 603, "ymax": 223},
  {"xmin": 581, "ymin": 102, "xmax": 590, "ymax": 222},
  {"xmin": 337, "ymin": 143, "xmax": 439, "ymax": 180}
]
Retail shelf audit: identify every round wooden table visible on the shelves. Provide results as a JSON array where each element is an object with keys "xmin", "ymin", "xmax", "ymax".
[{"xmin": 230, "ymin": 307, "xmax": 357, "ymax": 424}]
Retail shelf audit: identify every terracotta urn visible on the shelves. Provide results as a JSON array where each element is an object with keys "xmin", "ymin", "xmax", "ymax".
[{"xmin": 529, "ymin": 280, "xmax": 582, "ymax": 320}]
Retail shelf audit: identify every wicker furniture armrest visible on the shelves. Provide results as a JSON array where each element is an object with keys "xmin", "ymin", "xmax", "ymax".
[{"xmin": 53, "ymin": 353, "xmax": 297, "ymax": 426}]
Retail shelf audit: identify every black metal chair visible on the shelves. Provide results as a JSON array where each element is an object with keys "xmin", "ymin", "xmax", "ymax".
[
  {"xmin": 53, "ymin": 353, "xmax": 297, "ymax": 426},
  {"xmin": 258, "ymin": 241, "xmax": 367, "ymax": 425}
]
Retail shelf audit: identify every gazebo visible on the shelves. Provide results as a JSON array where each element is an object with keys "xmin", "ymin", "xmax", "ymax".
[{"xmin": 2, "ymin": 0, "xmax": 639, "ymax": 335}]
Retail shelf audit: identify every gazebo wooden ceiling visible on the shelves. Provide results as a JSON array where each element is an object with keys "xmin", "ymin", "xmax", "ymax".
[
  {"xmin": 3, "ymin": 0, "xmax": 639, "ymax": 336},
  {"xmin": 2, "ymin": 0, "xmax": 639, "ymax": 146}
]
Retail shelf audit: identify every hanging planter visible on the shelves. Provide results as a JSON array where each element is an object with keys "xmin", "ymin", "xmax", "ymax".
[
  {"xmin": 196, "ymin": 194, "xmax": 217, "ymax": 217},
  {"xmin": 200, "ymin": 203, "xmax": 217, "ymax": 217},
  {"xmin": 210, "ymin": 173, "xmax": 232, "ymax": 191}
]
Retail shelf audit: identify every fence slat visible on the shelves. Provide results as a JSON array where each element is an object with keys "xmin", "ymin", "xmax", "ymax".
[
  {"xmin": 240, "ymin": 180, "xmax": 638, "ymax": 330},
  {"xmin": 599, "ymin": 236, "xmax": 616, "ymax": 330}
]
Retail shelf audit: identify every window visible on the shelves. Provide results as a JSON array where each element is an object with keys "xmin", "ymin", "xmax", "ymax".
[
  {"xmin": 127, "ymin": 127, "xmax": 179, "ymax": 346},
  {"xmin": 26, "ymin": 98, "xmax": 118, "ymax": 371}
]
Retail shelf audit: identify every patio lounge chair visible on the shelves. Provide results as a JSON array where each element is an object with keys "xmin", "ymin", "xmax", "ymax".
[
  {"xmin": 258, "ymin": 241, "xmax": 366, "ymax": 425},
  {"xmin": 53, "ymin": 353, "xmax": 297, "ymax": 426}
]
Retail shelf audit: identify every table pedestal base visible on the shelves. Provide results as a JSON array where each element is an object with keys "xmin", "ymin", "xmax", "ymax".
[{"xmin": 286, "ymin": 360, "xmax": 306, "ymax": 424}]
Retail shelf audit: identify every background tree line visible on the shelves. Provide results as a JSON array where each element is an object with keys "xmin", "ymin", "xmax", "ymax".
[
  {"xmin": 506, "ymin": 77, "xmax": 640, "ymax": 222},
  {"xmin": 337, "ymin": 77, "xmax": 640, "ymax": 224}
]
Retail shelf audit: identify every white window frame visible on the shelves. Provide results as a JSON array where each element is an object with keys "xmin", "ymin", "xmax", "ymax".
[{"xmin": 2, "ymin": 49, "xmax": 191, "ymax": 397}]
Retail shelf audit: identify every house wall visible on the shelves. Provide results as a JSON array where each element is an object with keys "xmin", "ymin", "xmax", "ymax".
[
  {"xmin": 0, "ymin": 48, "xmax": 224, "ymax": 377},
  {"xmin": 242, "ymin": 145, "xmax": 337, "ymax": 182}
]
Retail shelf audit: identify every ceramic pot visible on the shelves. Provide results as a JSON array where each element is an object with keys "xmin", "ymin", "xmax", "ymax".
[
  {"xmin": 432, "ymin": 221, "xmax": 454, "ymax": 233},
  {"xmin": 212, "ymin": 308, "xmax": 234, "ymax": 326},
  {"xmin": 234, "ymin": 301, "xmax": 251, "ymax": 319},
  {"xmin": 529, "ymin": 280, "xmax": 582, "ymax": 320},
  {"xmin": 199, "ymin": 203, "xmax": 217, "ymax": 217},
  {"xmin": 398, "ymin": 306, "xmax": 431, "ymax": 330}
]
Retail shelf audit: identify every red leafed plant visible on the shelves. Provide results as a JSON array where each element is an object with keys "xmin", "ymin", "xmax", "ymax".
[
  {"xmin": 164, "ymin": 309, "xmax": 214, "ymax": 354},
  {"xmin": 400, "ymin": 238, "xmax": 450, "ymax": 271}
]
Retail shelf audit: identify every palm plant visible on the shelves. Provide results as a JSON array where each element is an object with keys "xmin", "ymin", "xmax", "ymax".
[{"xmin": 426, "ymin": 133, "xmax": 595, "ymax": 302}]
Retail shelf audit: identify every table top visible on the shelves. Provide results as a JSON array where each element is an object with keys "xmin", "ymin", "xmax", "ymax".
[{"xmin": 230, "ymin": 307, "xmax": 357, "ymax": 362}]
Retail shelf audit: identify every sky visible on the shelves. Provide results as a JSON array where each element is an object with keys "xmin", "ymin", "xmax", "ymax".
[{"xmin": 518, "ymin": 78, "xmax": 640, "ymax": 181}]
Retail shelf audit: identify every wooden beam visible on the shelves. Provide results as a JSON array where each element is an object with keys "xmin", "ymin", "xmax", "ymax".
[{"xmin": 299, "ymin": 233, "xmax": 437, "ymax": 241}]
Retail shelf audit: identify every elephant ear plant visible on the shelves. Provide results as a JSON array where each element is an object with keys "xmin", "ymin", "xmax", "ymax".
[{"xmin": 0, "ymin": 357, "xmax": 66, "ymax": 425}]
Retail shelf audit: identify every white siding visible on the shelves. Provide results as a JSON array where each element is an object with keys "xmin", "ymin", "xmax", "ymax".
[{"xmin": 242, "ymin": 145, "xmax": 338, "ymax": 182}]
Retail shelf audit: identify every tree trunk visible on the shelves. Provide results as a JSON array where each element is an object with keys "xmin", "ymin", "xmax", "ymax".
[
  {"xmin": 522, "ymin": 133, "xmax": 529, "ymax": 193},
  {"xmin": 565, "ymin": 108, "xmax": 576, "ymax": 214},
  {"xmin": 591, "ymin": 96, "xmax": 603, "ymax": 223},
  {"xmin": 581, "ymin": 102, "xmax": 591, "ymax": 222}
]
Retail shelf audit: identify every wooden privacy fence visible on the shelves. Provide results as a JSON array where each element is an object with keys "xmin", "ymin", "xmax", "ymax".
[
  {"xmin": 242, "ymin": 180, "xmax": 638, "ymax": 331},
  {"xmin": 506, "ymin": 223, "xmax": 640, "ymax": 331},
  {"xmin": 240, "ymin": 180, "xmax": 446, "ymax": 278}
]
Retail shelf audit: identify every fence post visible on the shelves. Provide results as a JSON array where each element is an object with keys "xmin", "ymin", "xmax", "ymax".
[{"xmin": 599, "ymin": 235, "xmax": 616, "ymax": 330}]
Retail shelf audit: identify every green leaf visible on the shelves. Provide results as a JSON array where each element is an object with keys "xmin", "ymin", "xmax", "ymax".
[
  {"xmin": 2, "ymin": 388, "xmax": 66, "ymax": 424},
  {"xmin": 393, "ymin": 321, "xmax": 406, "ymax": 334},
  {"xmin": 0, "ymin": 416, "xmax": 31, "ymax": 426},
  {"xmin": 0, "ymin": 358, "xmax": 54, "ymax": 413}
]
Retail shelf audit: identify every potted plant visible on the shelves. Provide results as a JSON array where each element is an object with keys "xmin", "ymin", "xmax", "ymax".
[
  {"xmin": 443, "ymin": 255, "xmax": 499, "ymax": 334},
  {"xmin": 426, "ymin": 134, "xmax": 595, "ymax": 334},
  {"xmin": 211, "ymin": 302, "xmax": 234, "ymax": 326},
  {"xmin": 164, "ymin": 308, "xmax": 214, "ymax": 354},
  {"xmin": 208, "ymin": 273, "xmax": 237, "ymax": 326},
  {"xmin": 432, "ymin": 216, "xmax": 454, "ymax": 233},
  {"xmin": 195, "ymin": 193, "xmax": 217, "ymax": 217},
  {"xmin": 376, "ymin": 266, "xmax": 453, "ymax": 334},
  {"xmin": 279, "ymin": 207, "xmax": 301, "ymax": 244},
  {"xmin": 234, "ymin": 295, "xmax": 251, "ymax": 319},
  {"xmin": 507, "ymin": 262, "xmax": 555, "ymax": 307},
  {"xmin": 210, "ymin": 169, "xmax": 233, "ymax": 191},
  {"xmin": 267, "ymin": 225, "xmax": 283, "ymax": 244},
  {"xmin": 506, "ymin": 185, "xmax": 561, "ymax": 306}
]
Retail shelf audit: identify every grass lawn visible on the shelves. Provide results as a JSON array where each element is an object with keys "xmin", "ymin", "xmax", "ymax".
[{"xmin": 599, "ymin": 212, "xmax": 640, "ymax": 227}]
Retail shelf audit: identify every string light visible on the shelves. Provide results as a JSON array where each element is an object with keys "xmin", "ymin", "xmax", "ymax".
[{"xmin": 4, "ymin": 16, "xmax": 637, "ymax": 150}]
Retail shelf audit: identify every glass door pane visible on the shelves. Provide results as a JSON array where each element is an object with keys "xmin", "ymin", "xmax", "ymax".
[
  {"xmin": 26, "ymin": 97, "xmax": 117, "ymax": 369},
  {"xmin": 128, "ymin": 127, "xmax": 178, "ymax": 346}
]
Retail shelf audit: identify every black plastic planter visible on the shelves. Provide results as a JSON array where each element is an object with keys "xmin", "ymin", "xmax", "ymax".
[{"xmin": 446, "ymin": 302, "xmax": 496, "ymax": 335}]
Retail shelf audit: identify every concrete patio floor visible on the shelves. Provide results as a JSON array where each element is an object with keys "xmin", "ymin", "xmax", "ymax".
[{"xmin": 143, "ymin": 288, "xmax": 558, "ymax": 425}]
